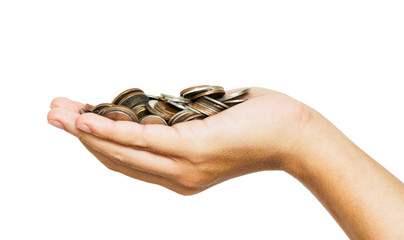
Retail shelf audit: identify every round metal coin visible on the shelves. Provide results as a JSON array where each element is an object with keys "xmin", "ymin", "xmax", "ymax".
[
  {"xmin": 168, "ymin": 109, "xmax": 194, "ymax": 125},
  {"xmin": 139, "ymin": 115, "xmax": 168, "ymax": 125},
  {"xmin": 100, "ymin": 106, "xmax": 138, "ymax": 122},
  {"xmin": 146, "ymin": 100, "xmax": 172, "ymax": 121},
  {"xmin": 218, "ymin": 87, "xmax": 250, "ymax": 102},
  {"xmin": 132, "ymin": 105, "xmax": 148, "ymax": 120},
  {"xmin": 201, "ymin": 96, "xmax": 229, "ymax": 109},
  {"xmin": 166, "ymin": 100, "xmax": 187, "ymax": 110},
  {"xmin": 183, "ymin": 112, "xmax": 205, "ymax": 122},
  {"xmin": 180, "ymin": 85, "xmax": 210, "ymax": 98},
  {"xmin": 190, "ymin": 89, "xmax": 225, "ymax": 100},
  {"xmin": 190, "ymin": 102, "xmax": 218, "ymax": 116},
  {"xmin": 112, "ymin": 88, "xmax": 144, "ymax": 105},
  {"xmin": 85, "ymin": 104, "xmax": 95, "ymax": 112},
  {"xmin": 118, "ymin": 92, "xmax": 150, "ymax": 109},
  {"xmin": 155, "ymin": 101, "xmax": 181, "ymax": 116},
  {"xmin": 160, "ymin": 94, "xmax": 191, "ymax": 104},
  {"xmin": 92, "ymin": 103, "xmax": 114, "ymax": 114},
  {"xmin": 185, "ymin": 104, "xmax": 206, "ymax": 115}
]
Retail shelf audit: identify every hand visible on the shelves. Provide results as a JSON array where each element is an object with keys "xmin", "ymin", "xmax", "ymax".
[
  {"xmin": 47, "ymin": 87, "xmax": 309, "ymax": 195},
  {"xmin": 48, "ymin": 88, "xmax": 404, "ymax": 239}
]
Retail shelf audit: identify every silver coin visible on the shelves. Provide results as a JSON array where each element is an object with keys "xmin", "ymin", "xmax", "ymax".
[
  {"xmin": 185, "ymin": 104, "xmax": 207, "ymax": 115},
  {"xmin": 191, "ymin": 102, "xmax": 219, "ymax": 116},
  {"xmin": 84, "ymin": 85, "xmax": 249, "ymax": 126},
  {"xmin": 112, "ymin": 88, "xmax": 144, "ymax": 105},
  {"xmin": 119, "ymin": 92, "xmax": 150, "ymax": 109},
  {"xmin": 183, "ymin": 112, "xmax": 205, "ymax": 122},
  {"xmin": 146, "ymin": 94, "xmax": 162, "ymax": 101},
  {"xmin": 168, "ymin": 109, "xmax": 194, "ymax": 125},
  {"xmin": 181, "ymin": 86, "xmax": 213, "ymax": 98},
  {"xmin": 181, "ymin": 85, "xmax": 224, "ymax": 99},
  {"xmin": 201, "ymin": 96, "xmax": 229, "ymax": 109},
  {"xmin": 196, "ymin": 98, "xmax": 224, "ymax": 113},
  {"xmin": 180, "ymin": 85, "xmax": 210, "ymax": 98},
  {"xmin": 218, "ymin": 87, "xmax": 250, "ymax": 102},
  {"xmin": 166, "ymin": 100, "xmax": 187, "ymax": 110},
  {"xmin": 160, "ymin": 93, "xmax": 191, "ymax": 104},
  {"xmin": 146, "ymin": 100, "xmax": 172, "ymax": 120},
  {"xmin": 92, "ymin": 103, "xmax": 114, "ymax": 114},
  {"xmin": 194, "ymin": 101, "xmax": 220, "ymax": 113}
]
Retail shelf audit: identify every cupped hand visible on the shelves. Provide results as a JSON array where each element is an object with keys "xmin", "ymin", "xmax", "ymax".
[{"xmin": 47, "ymin": 87, "xmax": 310, "ymax": 195}]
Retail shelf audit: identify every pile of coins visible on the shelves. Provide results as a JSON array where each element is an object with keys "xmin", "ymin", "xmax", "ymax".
[{"xmin": 81, "ymin": 85, "xmax": 250, "ymax": 126}]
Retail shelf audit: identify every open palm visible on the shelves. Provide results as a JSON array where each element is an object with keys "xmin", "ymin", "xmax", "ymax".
[{"xmin": 48, "ymin": 87, "xmax": 307, "ymax": 195}]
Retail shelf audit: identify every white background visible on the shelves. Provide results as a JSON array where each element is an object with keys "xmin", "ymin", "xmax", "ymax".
[{"xmin": 1, "ymin": 1, "xmax": 403, "ymax": 239}]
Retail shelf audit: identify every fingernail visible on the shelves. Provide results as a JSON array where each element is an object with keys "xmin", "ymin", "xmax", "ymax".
[
  {"xmin": 48, "ymin": 120, "xmax": 64, "ymax": 130},
  {"xmin": 77, "ymin": 124, "xmax": 92, "ymax": 134}
]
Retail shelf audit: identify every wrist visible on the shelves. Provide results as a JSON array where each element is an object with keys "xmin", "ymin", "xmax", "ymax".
[
  {"xmin": 279, "ymin": 106, "xmax": 350, "ymax": 177},
  {"xmin": 253, "ymin": 99, "xmax": 320, "ymax": 172}
]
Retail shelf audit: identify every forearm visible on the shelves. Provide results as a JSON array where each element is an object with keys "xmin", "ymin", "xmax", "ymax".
[{"xmin": 285, "ymin": 109, "xmax": 404, "ymax": 239}]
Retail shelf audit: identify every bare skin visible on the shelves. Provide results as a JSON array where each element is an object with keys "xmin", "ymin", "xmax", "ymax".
[{"xmin": 47, "ymin": 87, "xmax": 404, "ymax": 239}]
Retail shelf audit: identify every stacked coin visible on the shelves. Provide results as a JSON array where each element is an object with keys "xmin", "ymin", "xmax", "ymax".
[{"xmin": 81, "ymin": 85, "xmax": 250, "ymax": 126}]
